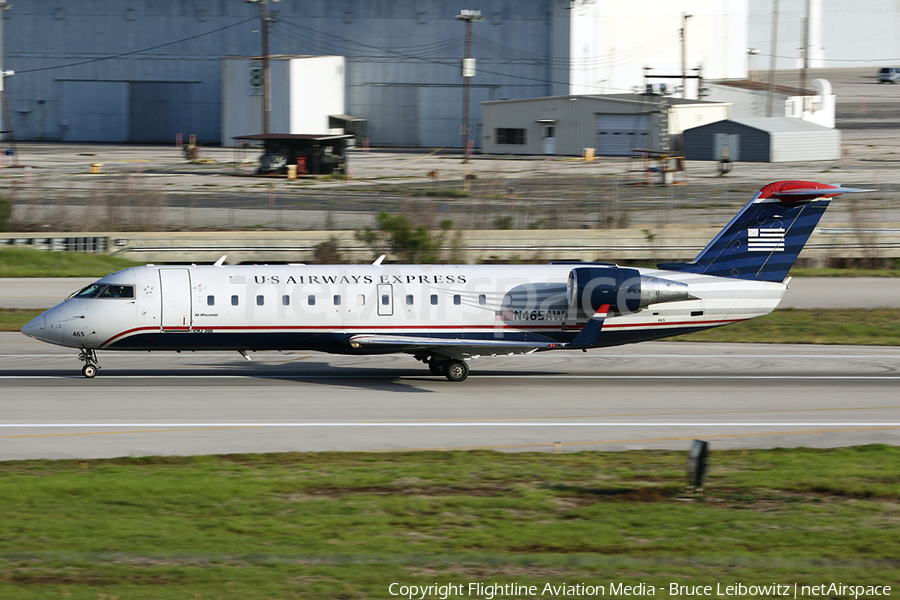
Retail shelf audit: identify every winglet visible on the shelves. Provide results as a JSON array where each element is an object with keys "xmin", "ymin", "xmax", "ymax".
[{"xmin": 567, "ymin": 304, "xmax": 610, "ymax": 348}]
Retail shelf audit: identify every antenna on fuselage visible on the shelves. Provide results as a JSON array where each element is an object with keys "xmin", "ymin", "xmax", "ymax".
[
  {"xmin": 372, "ymin": 255, "xmax": 386, "ymax": 266},
  {"xmin": 214, "ymin": 255, "xmax": 227, "ymax": 266}
]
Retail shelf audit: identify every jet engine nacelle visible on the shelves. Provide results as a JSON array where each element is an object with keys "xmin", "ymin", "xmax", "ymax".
[{"xmin": 566, "ymin": 267, "xmax": 690, "ymax": 314}]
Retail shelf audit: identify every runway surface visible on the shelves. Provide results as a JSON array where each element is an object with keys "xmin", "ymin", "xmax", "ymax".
[{"xmin": 1, "ymin": 333, "xmax": 899, "ymax": 460}]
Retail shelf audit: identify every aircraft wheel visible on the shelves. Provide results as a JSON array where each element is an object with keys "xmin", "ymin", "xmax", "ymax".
[
  {"xmin": 82, "ymin": 364, "xmax": 97, "ymax": 379},
  {"xmin": 429, "ymin": 361, "xmax": 446, "ymax": 376},
  {"xmin": 444, "ymin": 360, "xmax": 469, "ymax": 382}
]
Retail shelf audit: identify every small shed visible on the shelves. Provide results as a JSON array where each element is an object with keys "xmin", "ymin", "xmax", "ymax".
[
  {"xmin": 234, "ymin": 133, "xmax": 352, "ymax": 175},
  {"xmin": 682, "ymin": 117, "xmax": 841, "ymax": 163}
]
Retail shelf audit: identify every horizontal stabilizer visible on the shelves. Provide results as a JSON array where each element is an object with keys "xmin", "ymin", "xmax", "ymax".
[{"xmin": 764, "ymin": 184, "xmax": 873, "ymax": 202}]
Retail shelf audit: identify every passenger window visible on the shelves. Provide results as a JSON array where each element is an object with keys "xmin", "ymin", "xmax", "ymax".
[
  {"xmin": 382, "ymin": 294, "xmax": 390, "ymax": 305},
  {"xmin": 334, "ymin": 295, "xmax": 341, "ymax": 306},
  {"xmin": 231, "ymin": 295, "xmax": 239, "ymax": 306},
  {"xmin": 358, "ymin": 294, "xmax": 366, "ymax": 306},
  {"xmin": 406, "ymin": 294, "xmax": 414, "ymax": 305},
  {"xmin": 453, "ymin": 294, "xmax": 461, "ymax": 305},
  {"xmin": 256, "ymin": 295, "xmax": 265, "ymax": 306},
  {"xmin": 430, "ymin": 294, "xmax": 438, "ymax": 305},
  {"xmin": 308, "ymin": 295, "xmax": 316, "ymax": 306},
  {"xmin": 479, "ymin": 294, "xmax": 486, "ymax": 305},
  {"xmin": 282, "ymin": 295, "xmax": 290, "ymax": 306},
  {"xmin": 207, "ymin": 295, "xmax": 215, "ymax": 306}
]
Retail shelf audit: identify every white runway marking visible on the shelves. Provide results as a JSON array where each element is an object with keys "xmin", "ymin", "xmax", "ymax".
[{"xmin": 2, "ymin": 422, "xmax": 900, "ymax": 428}]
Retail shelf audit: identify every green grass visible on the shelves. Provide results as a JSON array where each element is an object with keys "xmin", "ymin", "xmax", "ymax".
[
  {"xmin": 666, "ymin": 308, "xmax": 900, "ymax": 345},
  {"xmin": 0, "ymin": 447, "xmax": 898, "ymax": 598},
  {"xmin": 789, "ymin": 267, "xmax": 900, "ymax": 277},
  {"xmin": 421, "ymin": 188, "xmax": 468, "ymax": 198},
  {"xmin": 0, "ymin": 309, "xmax": 40, "ymax": 331},
  {"xmin": 0, "ymin": 248, "xmax": 138, "ymax": 278}
]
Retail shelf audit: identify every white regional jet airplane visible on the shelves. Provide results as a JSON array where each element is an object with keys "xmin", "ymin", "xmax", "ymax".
[{"xmin": 22, "ymin": 181, "xmax": 869, "ymax": 381}]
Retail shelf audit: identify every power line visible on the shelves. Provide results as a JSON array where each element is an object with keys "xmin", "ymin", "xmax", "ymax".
[{"xmin": 14, "ymin": 16, "xmax": 257, "ymax": 74}]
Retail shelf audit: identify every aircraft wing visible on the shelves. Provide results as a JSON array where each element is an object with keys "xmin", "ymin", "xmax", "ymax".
[
  {"xmin": 348, "ymin": 334, "xmax": 562, "ymax": 360},
  {"xmin": 348, "ymin": 306, "xmax": 610, "ymax": 360}
]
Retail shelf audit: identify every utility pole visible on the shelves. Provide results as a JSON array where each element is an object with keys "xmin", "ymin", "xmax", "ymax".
[
  {"xmin": 767, "ymin": 0, "xmax": 779, "ymax": 117},
  {"xmin": 799, "ymin": 0, "xmax": 811, "ymax": 95},
  {"xmin": 248, "ymin": 0, "xmax": 275, "ymax": 134},
  {"xmin": 681, "ymin": 13, "xmax": 692, "ymax": 99},
  {"xmin": 0, "ymin": 0, "xmax": 16, "ymax": 163},
  {"xmin": 457, "ymin": 9, "xmax": 482, "ymax": 161}
]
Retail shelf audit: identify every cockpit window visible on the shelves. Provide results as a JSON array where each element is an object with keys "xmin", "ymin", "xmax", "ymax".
[
  {"xmin": 99, "ymin": 285, "xmax": 134, "ymax": 298},
  {"xmin": 72, "ymin": 284, "xmax": 134, "ymax": 299}
]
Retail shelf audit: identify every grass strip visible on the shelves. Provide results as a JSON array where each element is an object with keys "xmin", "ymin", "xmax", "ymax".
[
  {"xmin": 3, "ymin": 307, "xmax": 899, "ymax": 345},
  {"xmin": 1, "ymin": 246, "xmax": 899, "ymax": 277},
  {"xmin": 0, "ymin": 309, "xmax": 41, "ymax": 331},
  {"xmin": 0, "ymin": 447, "xmax": 898, "ymax": 599},
  {"xmin": 665, "ymin": 308, "xmax": 900, "ymax": 345},
  {"xmin": 0, "ymin": 248, "xmax": 137, "ymax": 278}
]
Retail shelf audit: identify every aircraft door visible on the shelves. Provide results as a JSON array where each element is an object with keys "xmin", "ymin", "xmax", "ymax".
[
  {"xmin": 159, "ymin": 268, "xmax": 193, "ymax": 330},
  {"xmin": 377, "ymin": 283, "xmax": 393, "ymax": 316}
]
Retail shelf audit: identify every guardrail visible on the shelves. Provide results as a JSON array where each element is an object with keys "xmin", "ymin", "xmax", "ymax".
[{"xmin": 0, "ymin": 236, "xmax": 108, "ymax": 253}]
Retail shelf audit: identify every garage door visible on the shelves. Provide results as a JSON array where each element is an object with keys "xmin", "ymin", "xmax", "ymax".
[{"xmin": 596, "ymin": 114, "xmax": 649, "ymax": 156}]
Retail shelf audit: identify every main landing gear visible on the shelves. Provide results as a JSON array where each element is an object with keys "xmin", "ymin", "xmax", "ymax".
[
  {"xmin": 78, "ymin": 349, "xmax": 100, "ymax": 378},
  {"xmin": 418, "ymin": 354, "xmax": 470, "ymax": 382}
]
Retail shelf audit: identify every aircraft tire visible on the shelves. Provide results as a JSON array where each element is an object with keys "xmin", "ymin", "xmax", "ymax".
[
  {"xmin": 444, "ymin": 360, "xmax": 469, "ymax": 382},
  {"xmin": 82, "ymin": 364, "xmax": 97, "ymax": 378},
  {"xmin": 429, "ymin": 361, "xmax": 446, "ymax": 376}
]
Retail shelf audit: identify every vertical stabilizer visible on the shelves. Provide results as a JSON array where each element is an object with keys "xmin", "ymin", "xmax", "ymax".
[{"xmin": 658, "ymin": 181, "xmax": 871, "ymax": 282}]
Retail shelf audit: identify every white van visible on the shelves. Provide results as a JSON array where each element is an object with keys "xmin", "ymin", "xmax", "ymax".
[{"xmin": 879, "ymin": 67, "xmax": 900, "ymax": 83}]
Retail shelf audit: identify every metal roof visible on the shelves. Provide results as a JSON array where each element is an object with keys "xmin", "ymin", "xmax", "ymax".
[
  {"xmin": 481, "ymin": 94, "xmax": 724, "ymax": 108},
  {"xmin": 723, "ymin": 117, "xmax": 834, "ymax": 133}
]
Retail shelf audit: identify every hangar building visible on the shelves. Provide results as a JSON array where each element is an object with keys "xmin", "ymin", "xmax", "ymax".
[
  {"xmin": 2, "ymin": 0, "xmax": 898, "ymax": 147},
  {"xmin": 481, "ymin": 94, "xmax": 728, "ymax": 156},
  {"xmin": 682, "ymin": 117, "xmax": 841, "ymax": 163},
  {"xmin": 1, "ymin": 0, "xmax": 747, "ymax": 146}
]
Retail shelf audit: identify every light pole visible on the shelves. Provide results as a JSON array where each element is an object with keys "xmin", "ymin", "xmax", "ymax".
[
  {"xmin": 247, "ymin": 0, "xmax": 276, "ymax": 134},
  {"xmin": 681, "ymin": 13, "xmax": 692, "ymax": 99},
  {"xmin": 457, "ymin": 9, "xmax": 482, "ymax": 161}
]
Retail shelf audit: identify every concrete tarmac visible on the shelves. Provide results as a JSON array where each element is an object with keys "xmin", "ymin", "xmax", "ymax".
[
  {"xmin": 3, "ymin": 277, "xmax": 900, "ymax": 309},
  {"xmin": 1, "ymin": 334, "xmax": 898, "ymax": 460}
]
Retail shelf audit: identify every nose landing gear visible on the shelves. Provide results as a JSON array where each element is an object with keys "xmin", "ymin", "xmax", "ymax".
[{"xmin": 78, "ymin": 349, "xmax": 100, "ymax": 378}]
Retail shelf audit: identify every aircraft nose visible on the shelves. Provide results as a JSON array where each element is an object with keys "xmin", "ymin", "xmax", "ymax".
[{"xmin": 21, "ymin": 314, "xmax": 45, "ymax": 341}]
